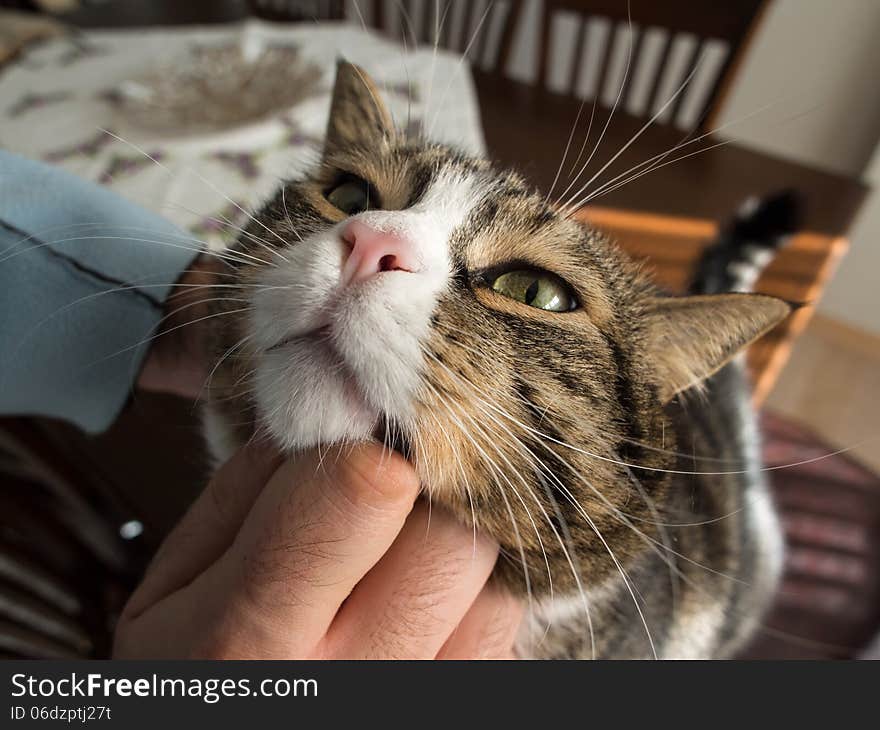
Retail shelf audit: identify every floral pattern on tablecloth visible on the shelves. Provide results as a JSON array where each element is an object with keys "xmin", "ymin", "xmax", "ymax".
[
  {"xmin": 43, "ymin": 129, "xmax": 116, "ymax": 163},
  {"xmin": 189, "ymin": 201, "xmax": 252, "ymax": 246},
  {"xmin": 210, "ymin": 151, "xmax": 262, "ymax": 181},
  {"xmin": 6, "ymin": 90, "xmax": 73, "ymax": 118},
  {"xmin": 0, "ymin": 22, "xmax": 485, "ymax": 250},
  {"xmin": 98, "ymin": 151, "xmax": 167, "ymax": 185}
]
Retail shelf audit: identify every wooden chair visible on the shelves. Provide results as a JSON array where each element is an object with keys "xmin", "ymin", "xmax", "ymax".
[
  {"xmin": 363, "ymin": 1, "xmax": 523, "ymax": 77},
  {"xmin": 578, "ymin": 206, "xmax": 849, "ymax": 404},
  {"xmin": 240, "ymin": 1, "xmax": 524, "ymax": 77},
  {"xmin": 246, "ymin": 0, "xmax": 346, "ymax": 23},
  {"xmin": 534, "ymin": 0, "xmax": 768, "ymax": 131},
  {"xmin": 0, "ymin": 418, "xmax": 153, "ymax": 658}
]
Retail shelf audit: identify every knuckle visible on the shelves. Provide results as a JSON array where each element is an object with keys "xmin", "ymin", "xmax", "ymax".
[{"xmin": 326, "ymin": 444, "xmax": 419, "ymax": 513}]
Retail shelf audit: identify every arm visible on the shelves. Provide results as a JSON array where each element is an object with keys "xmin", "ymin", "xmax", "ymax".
[{"xmin": 0, "ymin": 150, "xmax": 202, "ymax": 432}]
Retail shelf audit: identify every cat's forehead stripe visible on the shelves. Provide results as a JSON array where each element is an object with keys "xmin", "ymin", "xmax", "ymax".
[{"xmin": 415, "ymin": 166, "xmax": 485, "ymax": 226}]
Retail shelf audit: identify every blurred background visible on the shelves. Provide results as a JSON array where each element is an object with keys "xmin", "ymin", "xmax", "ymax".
[{"xmin": 0, "ymin": 0, "xmax": 878, "ymax": 659}]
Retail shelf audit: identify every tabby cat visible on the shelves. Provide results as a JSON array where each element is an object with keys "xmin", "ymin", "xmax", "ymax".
[{"xmin": 203, "ymin": 62, "xmax": 791, "ymax": 659}]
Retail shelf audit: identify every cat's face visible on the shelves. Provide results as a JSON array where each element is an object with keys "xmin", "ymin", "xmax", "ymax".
[{"xmin": 208, "ymin": 63, "xmax": 789, "ymax": 597}]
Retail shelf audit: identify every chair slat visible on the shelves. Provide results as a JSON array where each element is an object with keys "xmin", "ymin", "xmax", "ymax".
[
  {"xmin": 530, "ymin": 1, "xmax": 766, "ymax": 130},
  {"xmin": 669, "ymin": 37, "xmax": 705, "ymax": 127},
  {"xmin": 621, "ymin": 25, "xmax": 646, "ymax": 109},
  {"xmin": 645, "ymin": 31, "xmax": 674, "ymax": 114},
  {"xmin": 568, "ymin": 16, "xmax": 589, "ymax": 93},
  {"xmin": 596, "ymin": 19, "xmax": 617, "ymax": 103}
]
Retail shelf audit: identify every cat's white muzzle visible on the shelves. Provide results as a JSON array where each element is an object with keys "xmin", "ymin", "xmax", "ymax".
[{"xmin": 247, "ymin": 209, "xmax": 450, "ymax": 450}]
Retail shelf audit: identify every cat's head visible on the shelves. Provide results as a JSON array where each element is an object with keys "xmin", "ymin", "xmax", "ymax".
[{"xmin": 209, "ymin": 62, "xmax": 789, "ymax": 596}]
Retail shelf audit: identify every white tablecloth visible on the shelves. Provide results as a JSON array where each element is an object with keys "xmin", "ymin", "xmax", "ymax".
[{"xmin": 0, "ymin": 21, "xmax": 485, "ymax": 248}]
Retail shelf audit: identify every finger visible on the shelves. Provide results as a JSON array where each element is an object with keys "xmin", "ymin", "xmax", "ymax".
[
  {"xmin": 187, "ymin": 442, "xmax": 420, "ymax": 657},
  {"xmin": 122, "ymin": 439, "xmax": 283, "ymax": 620},
  {"xmin": 437, "ymin": 585, "xmax": 523, "ymax": 659},
  {"xmin": 327, "ymin": 502, "xmax": 498, "ymax": 659}
]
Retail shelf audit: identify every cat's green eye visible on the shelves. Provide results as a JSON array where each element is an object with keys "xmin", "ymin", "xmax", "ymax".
[
  {"xmin": 491, "ymin": 269, "xmax": 577, "ymax": 312},
  {"xmin": 326, "ymin": 178, "xmax": 372, "ymax": 215}
]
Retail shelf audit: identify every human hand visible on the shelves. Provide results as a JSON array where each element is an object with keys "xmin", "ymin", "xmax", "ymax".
[
  {"xmin": 113, "ymin": 442, "xmax": 523, "ymax": 659},
  {"xmin": 136, "ymin": 255, "xmax": 220, "ymax": 399}
]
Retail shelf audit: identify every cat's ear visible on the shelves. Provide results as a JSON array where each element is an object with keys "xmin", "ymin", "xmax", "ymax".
[
  {"xmin": 642, "ymin": 293, "xmax": 791, "ymax": 402},
  {"xmin": 324, "ymin": 61, "xmax": 394, "ymax": 157}
]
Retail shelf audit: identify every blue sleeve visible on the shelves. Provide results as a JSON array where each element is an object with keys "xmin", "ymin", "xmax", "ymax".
[{"xmin": 0, "ymin": 150, "xmax": 202, "ymax": 433}]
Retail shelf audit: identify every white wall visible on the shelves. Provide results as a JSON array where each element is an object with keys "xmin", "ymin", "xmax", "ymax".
[
  {"xmin": 716, "ymin": 0, "xmax": 880, "ymax": 335},
  {"xmin": 818, "ymin": 143, "xmax": 880, "ymax": 334},
  {"xmin": 717, "ymin": 0, "xmax": 880, "ymax": 177}
]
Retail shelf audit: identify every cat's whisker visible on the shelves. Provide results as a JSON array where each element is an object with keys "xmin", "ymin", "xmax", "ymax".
[
  {"xmin": 0, "ymin": 229, "xmax": 265, "ymax": 269},
  {"xmin": 544, "ymin": 97, "xmax": 589, "ymax": 207},
  {"xmin": 472, "ymin": 372, "xmax": 872, "ymax": 476},
  {"xmin": 563, "ymin": 98, "xmax": 782, "ymax": 213},
  {"xmin": 435, "ymin": 367, "xmax": 738, "ymax": 585},
  {"xmin": 86, "ymin": 302, "xmax": 251, "ymax": 375},
  {"xmin": 98, "ymin": 128, "xmax": 293, "ymax": 256},
  {"xmin": 575, "ymin": 137, "xmax": 735, "ymax": 212},
  {"xmin": 160, "ymin": 199, "xmax": 287, "ymax": 266},
  {"xmin": 564, "ymin": 98, "xmax": 600, "ymax": 187},
  {"xmin": 0, "ymin": 220, "xmax": 206, "ymax": 260},
  {"xmin": 280, "ymin": 185, "xmax": 304, "ymax": 244},
  {"xmin": 442, "ymin": 391, "xmax": 555, "ymax": 600},
  {"xmin": 194, "ymin": 331, "xmax": 256, "ymax": 408},
  {"xmin": 422, "ymin": 349, "xmax": 722, "ymax": 636},
  {"xmin": 557, "ymin": 61, "xmax": 706, "ymax": 217},
  {"xmin": 421, "ymin": 407, "xmax": 480, "ymax": 560},
  {"xmin": 619, "ymin": 434, "xmax": 749, "ymax": 464},
  {"xmin": 590, "ymin": 140, "xmax": 743, "ymax": 210},
  {"xmin": 391, "ymin": 0, "xmax": 417, "ymax": 135},
  {"xmin": 546, "ymin": 448, "xmax": 822, "ymax": 648},
  {"xmin": 549, "ymin": 0, "xmax": 635, "ymax": 209},
  {"xmin": 433, "ymin": 323, "xmax": 875, "ymax": 477},
  {"xmin": 419, "ymin": 376, "xmax": 539, "ymax": 632},
  {"xmin": 421, "ymin": 347, "xmax": 600, "ymax": 657},
  {"xmin": 426, "ymin": 2, "xmax": 494, "ymax": 141},
  {"xmin": 4, "ymin": 277, "xmax": 283, "ymax": 390},
  {"xmin": 217, "ymin": 213, "xmax": 291, "ymax": 265},
  {"xmin": 618, "ymin": 460, "xmax": 679, "ymax": 612},
  {"xmin": 421, "ymin": 0, "xmax": 452, "ymax": 135},
  {"xmin": 423, "ymin": 350, "xmax": 623, "ymax": 656},
  {"xmin": 346, "ymin": 2, "xmax": 398, "ymax": 129},
  {"xmin": 576, "ymin": 93, "xmax": 817, "ymax": 213}
]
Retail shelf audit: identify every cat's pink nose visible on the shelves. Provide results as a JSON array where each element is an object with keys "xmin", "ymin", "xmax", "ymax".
[{"xmin": 340, "ymin": 219, "xmax": 419, "ymax": 287}]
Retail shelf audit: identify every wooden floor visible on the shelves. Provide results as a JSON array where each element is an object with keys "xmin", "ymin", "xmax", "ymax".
[{"xmin": 766, "ymin": 315, "xmax": 880, "ymax": 474}]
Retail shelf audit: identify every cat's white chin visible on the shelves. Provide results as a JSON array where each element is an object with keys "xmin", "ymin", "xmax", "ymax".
[
  {"xmin": 247, "ymin": 224, "xmax": 449, "ymax": 451},
  {"xmin": 254, "ymin": 332, "xmax": 378, "ymax": 450}
]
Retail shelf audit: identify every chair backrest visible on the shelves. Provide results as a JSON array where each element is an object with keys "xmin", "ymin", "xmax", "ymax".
[
  {"xmin": 365, "ymin": 0, "xmax": 523, "ymax": 76},
  {"xmin": 247, "ymin": 0, "xmax": 347, "ymax": 22},
  {"xmin": 536, "ymin": 0, "xmax": 767, "ymax": 131},
  {"xmin": 0, "ymin": 418, "xmax": 150, "ymax": 658}
]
